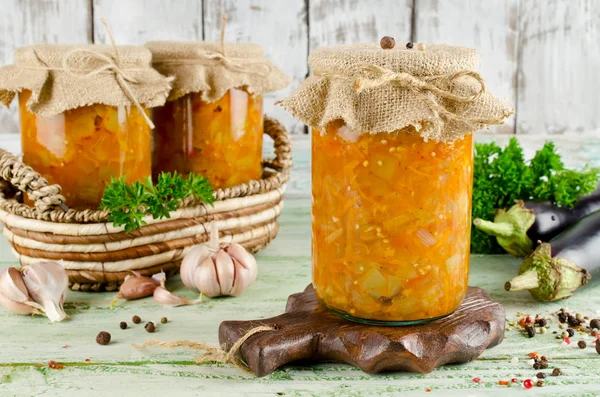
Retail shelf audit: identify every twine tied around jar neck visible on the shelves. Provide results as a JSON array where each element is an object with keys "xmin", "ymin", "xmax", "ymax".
[
  {"xmin": 24, "ymin": 18, "xmax": 162, "ymax": 129},
  {"xmin": 319, "ymin": 64, "xmax": 497, "ymax": 135},
  {"xmin": 133, "ymin": 325, "xmax": 275, "ymax": 372}
]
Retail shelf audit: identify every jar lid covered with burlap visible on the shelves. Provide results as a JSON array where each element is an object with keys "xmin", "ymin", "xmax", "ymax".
[
  {"xmin": 145, "ymin": 41, "xmax": 291, "ymax": 103},
  {"xmin": 278, "ymin": 43, "xmax": 514, "ymax": 142},
  {"xmin": 0, "ymin": 44, "xmax": 173, "ymax": 119}
]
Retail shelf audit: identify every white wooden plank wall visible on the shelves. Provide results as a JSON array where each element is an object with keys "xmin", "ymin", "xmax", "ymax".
[{"xmin": 0, "ymin": 0, "xmax": 598, "ymax": 137}]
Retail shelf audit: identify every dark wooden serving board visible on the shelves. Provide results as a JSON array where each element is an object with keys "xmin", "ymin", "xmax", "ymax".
[{"xmin": 219, "ymin": 284, "xmax": 505, "ymax": 377}]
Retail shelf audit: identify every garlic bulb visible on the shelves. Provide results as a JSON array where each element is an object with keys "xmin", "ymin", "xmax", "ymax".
[
  {"xmin": 180, "ymin": 223, "xmax": 258, "ymax": 297},
  {"xmin": 22, "ymin": 262, "xmax": 69, "ymax": 322},
  {"xmin": 0, "ymin": 267, "xmax": 43, "ymax": 315}
]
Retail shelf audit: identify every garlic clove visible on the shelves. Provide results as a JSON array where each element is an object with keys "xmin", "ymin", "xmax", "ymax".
[
  {"xmin": 195, "ymin": 257, "xmax": 221, "ymax": 298},
  {"xmin": 226, "ymin": 243, "xmax": 258, "ymax": 284},
  {"xmin": 22, "ymin": 262, "xmax": 69, "ymax": 322},
  {"xmin": 0, "ymin": 268, "xmax": 30, "ymax": 303},
  {"xmin": 214, "ymin": 250, "xmax": 235, "ymax": 295},
  {"xmin": 0, "ymin": 291, "xmax": 39, "ymax": 315},
  {"xmin": 180, "ymin": 245, "xmax": 212, "ymax": 289},
  {"xmin": 153, "ymin": 286, "xmax": 201, "ymax": 307},
  {"xmin": 229, "ymin": 258, "xmax": 254, "ymax": 296},
  {"xmin": 152, "ymin": 271, "xmax": 166, "ymax": 286},
  {"xmin": 116, "ymin": 273, "xmax": 161, "ymax": 300}
]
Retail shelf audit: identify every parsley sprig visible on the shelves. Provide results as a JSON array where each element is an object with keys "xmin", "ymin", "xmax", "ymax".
[
  {"xmin": 472, "ymin": 138, "xmax": 599, "ymax": 254},
  {"xmin": 100, "ymin": 172, "xmax": 215, "ymax": 232}
]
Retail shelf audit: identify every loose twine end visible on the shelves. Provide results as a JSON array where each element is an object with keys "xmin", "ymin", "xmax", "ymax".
[{"xmin": 133, "ymin": 325, "xmax": 275, "ymax": 372}]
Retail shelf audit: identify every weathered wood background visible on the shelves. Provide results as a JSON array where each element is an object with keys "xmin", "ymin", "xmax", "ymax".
[{"xmin": 0, "ymin": 0, "xmax": 598, "ymax": 138}]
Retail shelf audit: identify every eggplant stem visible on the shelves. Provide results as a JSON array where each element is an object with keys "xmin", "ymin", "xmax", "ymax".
[
  {"xmin": 505, "ymin": 270, "xmax": 540, "ymax": 291},
  {"xmin": 473, "ymin": 218, "xmax": 515, "ymax": 238}
]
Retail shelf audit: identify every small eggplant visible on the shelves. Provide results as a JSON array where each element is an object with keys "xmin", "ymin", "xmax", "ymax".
[
  {"xmin": 504, "ymin": 210, "xmax": 600, "ymax": 301},
  {"xmin": 474, "ymin": 193, "xmax": 600, "ymax": 257}
]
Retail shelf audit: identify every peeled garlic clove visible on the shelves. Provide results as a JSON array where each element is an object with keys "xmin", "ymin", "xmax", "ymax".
[
  {"xmin": 153, "ymin": 286, "xmax": 200, "ymax": 307},
  {"xmin": 195, "ymin": 257, "xmax": 221, "ymax": 298},
  {"xmin": 117, "ymin": 273, "xmax": 160, "ymax": 300},
  {"xmin": 180, "ymin": 245, "xmax": 212, "ymax": 289},
  {"xmin": 22, "ymin": 262, "xmax": 69, "ymax": 322},
  {"xmin": 214, "ymin": 250, "xmax": 235, "ymax": 295}
]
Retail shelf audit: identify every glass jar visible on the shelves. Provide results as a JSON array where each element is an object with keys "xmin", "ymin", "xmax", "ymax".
[
  {"xmin": 312, "ymin": 120, "xmax": 473, "ymax": 325},
  {"xmin": 152, "ymin": 87, "xmax": 263, "ymax": 189},
  {"xmin": 19, "ymin": 90, "xmax": 152, "ymax": 209}
]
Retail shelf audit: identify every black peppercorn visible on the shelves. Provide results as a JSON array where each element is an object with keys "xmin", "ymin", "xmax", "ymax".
[
  {"xmin": 566, "ymin": 328, "xmax": 575, "ymax": 337},
  {"xmin": 539, "ymin": 360, "xmax": 549, "ymax": 369},
  {"xmin": 145, "ymin": 322, "xmax": 156, "ymax": 333},
  {"xmin": 558, "ymin": 312, "xmax": 567, "ymax": 323},
  {"xmin": 552, "ymin": 368, "xmax": 563, "ymax": 376},
  {"xmin": 596, "ymin": 339, "xmax": 600, "ymax": 355},
  {"xmin": 161, "ymin": 317, "xmax": 168, "ymax": 324},
  {"xmin": 536, "ymin": 380, "xmax": 545, "ymax": 387},
  {"xmin": 96, "ymin": 331, "xmax": 111, "ymax": 345},
  {"xmin": 590, "ymin": 319, "xmax": 600, "ymax": 330},
  {"xmin": 533, "ymin": 362, "xmax": 541, "ymax": 370},
  {"xmin": 578, "ymin": 340, "xmax": 587, "ymax": 349},
  {"xmin": 132, "ymin": 315, "xmax": 141, "ymax": 324},
  {"xmin": 568, "ymin": 315, "xmax": 581, "ymax": 327},
  {"xmin": 536, "ymin": 372, "xmax": 546, "ymax": 379},
  {"xmin": 535, "ymin": 318, "xmax": 547, "ymax": 327},
  {"xmin": 119, "ymin": 321, "xmax": 127, "ymax": 330},
  {"xmin": 379, "ymin": 36, "xmax": 396, "ymax": 50},
  {"xmin": 406, "ymin": 42, "xmax": 414, "ymax": 49},
  {"xmin": 526, "ymin": 324, "xmax": 536, "ymax": 338}
]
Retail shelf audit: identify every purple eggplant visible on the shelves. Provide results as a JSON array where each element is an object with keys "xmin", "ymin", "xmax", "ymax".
[{"xmin": 473, "ymin": 192, "xmax": 600, "ymax": 257}]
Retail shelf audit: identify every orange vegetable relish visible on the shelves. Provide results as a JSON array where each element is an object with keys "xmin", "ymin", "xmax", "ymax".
[
  {"xmin": 19, "ymin": 90, "xmax": 151, "ymax": 210},
  {"xmin": 152, "ymin": 87, "xmax": 263, "ymax": 189},
  {"xmin": 312, "ymin": 120, "xmax": 473, "ymax": 323}
]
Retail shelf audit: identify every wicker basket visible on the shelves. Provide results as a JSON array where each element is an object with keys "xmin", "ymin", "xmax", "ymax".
[{"xmin": 0, "ymin": 116, "xmax": 292, "ymax": 292}]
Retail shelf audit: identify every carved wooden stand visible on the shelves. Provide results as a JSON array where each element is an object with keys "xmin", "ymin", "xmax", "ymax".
[{"xmin": 219, "ymin": 284, "xmax": 505, "ymax": 377}]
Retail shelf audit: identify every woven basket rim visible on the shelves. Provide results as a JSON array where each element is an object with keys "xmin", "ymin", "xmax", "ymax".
[{"xmin": 0, "ymin": 115, "xmax": 292, "ymax": 224}]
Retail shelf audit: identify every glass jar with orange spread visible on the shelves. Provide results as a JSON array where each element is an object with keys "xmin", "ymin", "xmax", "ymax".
[
  {"xmin": 0, "ymin": 44, "xmax": 172, "ymax": 210},
  {"xmin": 280, "ymin": 42, "xmax": 513, "ymax": 324},
  {"xmin": 19, "ymin": 90, "xmax": 152, "ymax": 209},
  {"xmin": 146, "ymin": 41, "xmax": 290, "ymax": 189},
  {"xmin": 152, "ymin": 88, "xmax": 263, "ymax": 188},
  {"xmin": 312, "ymin": 122, "xmax": 473, "ymax": 324}
]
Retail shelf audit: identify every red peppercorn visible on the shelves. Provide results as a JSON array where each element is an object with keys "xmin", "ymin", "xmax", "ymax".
[
  {"xmin": 564, "ymin": 337, "xmax": 572, "ymax": 344},
  {"xmin": 511, "ymin": 378, "xmax": 519, "ymax": 383},
  {"xmin": 472, "ymin": 377, "xmax": 482, "ymax": 383},
  {"xmin": 523, "ymin": 379, "xmax": 534, "ymax": 389},
  {"xmin": 525, "ymin": 316, "xmax": 532, "ymax": 324}
]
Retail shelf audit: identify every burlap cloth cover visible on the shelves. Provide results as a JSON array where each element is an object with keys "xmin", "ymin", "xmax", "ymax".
[
  {"xmin": 278, "ymin": 43, "xmax": 514, "ymax": 142},
  {"xmin": 146, "ymin": 41, "xmax": 291, "ymax": 102},
  {"xmin": 0, "ymin": 44, "xmax": 172, "ymax": 117}
]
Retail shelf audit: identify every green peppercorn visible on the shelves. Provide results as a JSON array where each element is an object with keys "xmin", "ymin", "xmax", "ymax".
[{"xmin": 161, "ymin": 317, "xmax": 168, "ymax": 324}]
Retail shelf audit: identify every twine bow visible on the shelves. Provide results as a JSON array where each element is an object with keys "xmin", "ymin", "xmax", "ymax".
[
  {"xmin": 351, "ymin": 64, "xmax": 490, "ymax": 134},
  {"xmin": 133, "ymin": 325, "xmax": 275, "ymax": 372}
]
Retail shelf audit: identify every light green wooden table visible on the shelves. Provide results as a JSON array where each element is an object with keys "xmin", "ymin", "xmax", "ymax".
[
  {"xmin": 0, "ymin": 198, "xmax": 599, "ymax": 396},
  {"xmin": 1, "ymin": 135, "xmax": 600, "ymax": 396}
]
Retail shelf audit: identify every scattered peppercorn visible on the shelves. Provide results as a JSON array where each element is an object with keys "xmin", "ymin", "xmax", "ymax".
[
  {"xmin": 566, "ymin": 328, "xmax": 575, "ymax": 337},
  {"xmin": 379, "ymin": 36, "xmax": 396, "ymax": 50},
  {"xmin": 535, "ymin": 318, "xmax": 548, "ymax": 327},
  {"xmin": 539, "ymin": 360, "xmax": 549, "ymax": 369},
  {"xmin": 472, "ymin": 377, "xmax": 482, "ymax": 383},
  {"xmin": 568, "ymin": 315, "xmax": 581, "ymax": 327},
  {"xmin": 592, "ymin": 330, "xmax": 599, "ymax": 337},
  {"xmin": 161, "ymin": 317, "xmax": 168, "ymax": 324},
  {"xmin": 132, "ymin": 315, "xmax": 141, "ymax": 324},
  {"xmin": 96, "ymin": 331, "xmax": 111, "ymax": 345},
  {"xmin": 596, "ymin": 339, "xmax": 600, "ymax": 355},
  {"xmin": 525, "ymin": 325, "xmax": 535, "ymax": 338},
  {"xmin": 120, "ymin": 321, "xmax": 127, "ymax": 330},
  {"xmin": 558, "ymin": 312, "xmax": 567, "ymax": 323},
  {"xmin": 536, "ymin": 372, "xmax": 546, "ymax": 379},
  {"xmin": 540, "ymin": 355, "xmax": 547, "ymax": 361},
  {"xmin": 523, "ymin": 379, "xmax": 534, "ymax": 389},
  {"xmin": 511, "ymin": 378, "xmax": 519, "ymax": 383},
  {"xmin": 533, "ymin": 362, "xmax": 541, "ymax": 370},
  {"xmin": 591, "ymin": 319, "xmax": 600, "ymax": 330},
  {"xmin": 406, "ymin": 42, "xmax": 414, "ymax": 49},
  {"xmin": 145, "ymin": 322, "xmax": 156, "ymax": 333},
  {"xmin": 552, "ymin": 368, "xmax": 563, "ymax": 376},
  {"xmin": 47, "ymin": 360, "xmax": 63, "ymax": 369},
  {"xmin": 536, "ymin": 380, "xmax": 545, "ymax": 387},
  {"xmin": 578, "ymin": 340, "xmax": 587, "ymax": 349},
  {"xmin": 561, "ymin": 331, "xmax": 569, "ymax": 338},
  {"xmin": 498, "ymin": 380, "xmax": 509, "ymax": 386}
]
